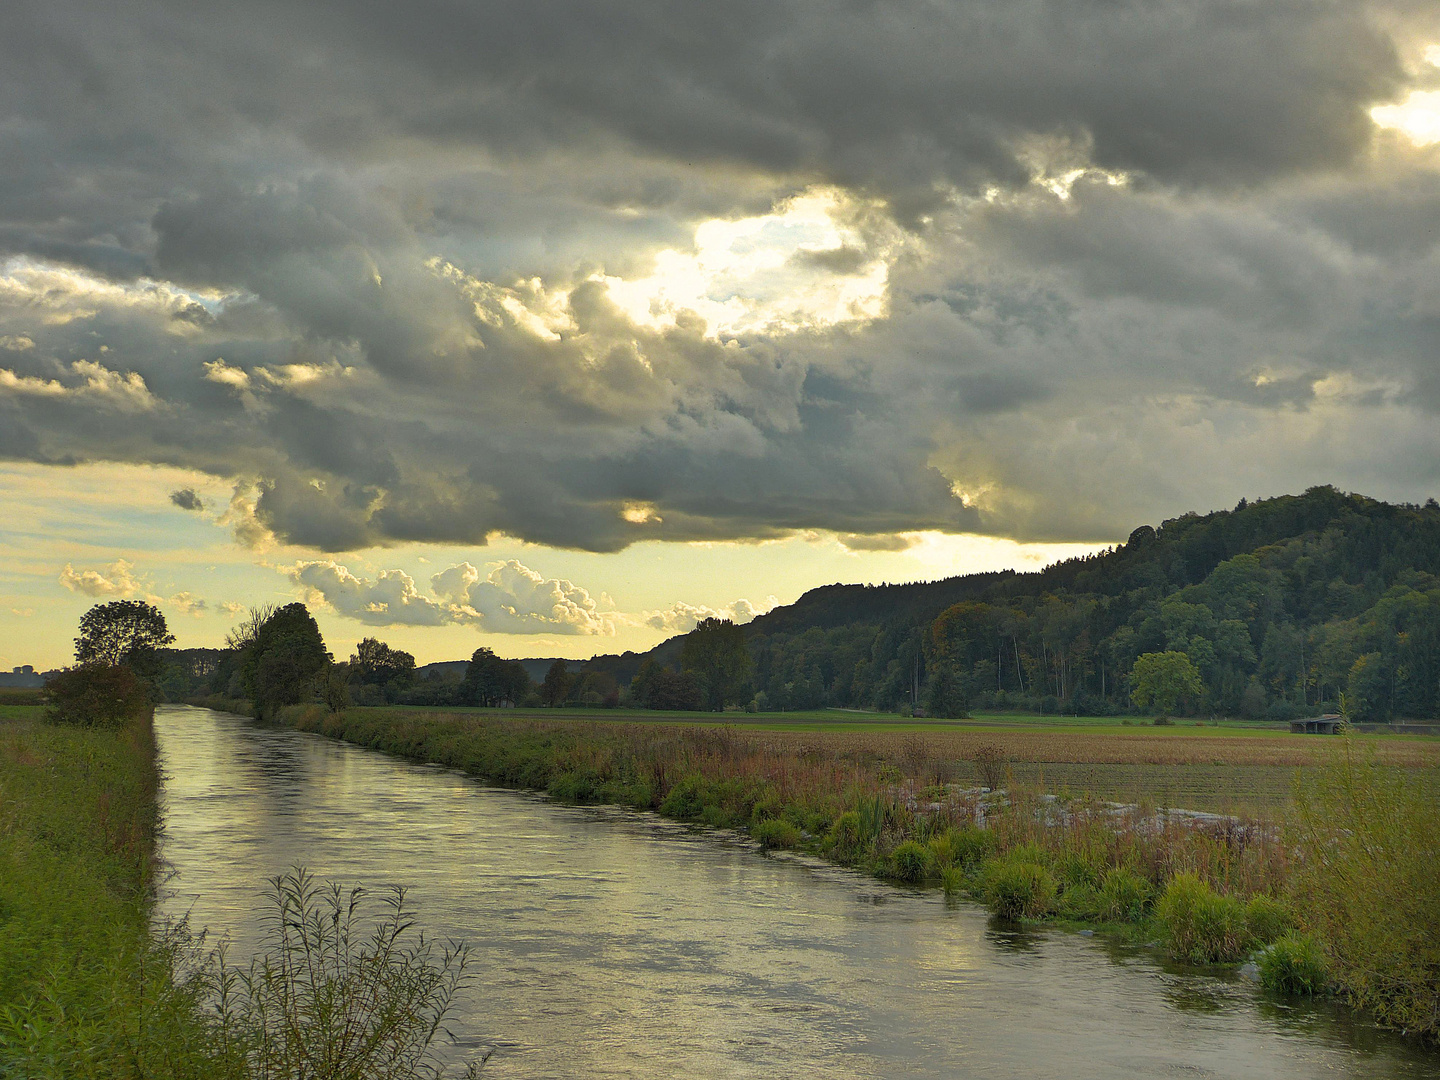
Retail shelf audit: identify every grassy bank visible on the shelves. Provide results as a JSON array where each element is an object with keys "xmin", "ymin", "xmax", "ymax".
[
  {"xmin": 284, "ymin": 703, "xmax": 1439, "ymax": 1040},
  {"xmin": 0, "ymin": 710, "xmax": 216, "ymax": 1078}
]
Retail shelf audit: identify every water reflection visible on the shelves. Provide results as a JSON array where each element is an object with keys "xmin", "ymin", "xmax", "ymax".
[{"xmin": 154, "ymin": 707, "xmax": 1439, "ymax": 1080}]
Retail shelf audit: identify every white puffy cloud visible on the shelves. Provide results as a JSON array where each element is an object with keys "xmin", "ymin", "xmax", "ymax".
[
  {"xmin": 169, "ymin": 591, "xmax": 208, "ymax": 617},
  {"xmin": 58, "ymin": 559, "xmax": 144, "ymax": 598},
  {"xmin": 643, "ymin": 596, "xmax": 777, "ymax": 635},
  {"xmin": 431, "ymin": 560, "xmax": 617, "ymax": 636},
  {"xmin": 290, "ymin": 561, "xmax": 450, "ymax": 626}
]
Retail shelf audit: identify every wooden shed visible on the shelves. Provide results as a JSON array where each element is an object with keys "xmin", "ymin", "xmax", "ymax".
[{"xmin": 1290, "ymin": 714, "xmax": 1343, "ymax": 734}]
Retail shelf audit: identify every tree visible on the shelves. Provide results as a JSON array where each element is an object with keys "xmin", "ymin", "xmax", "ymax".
[
  {"xmin": 680, "ymin": 618, "xmax": 753, "ymax": 711},
  {"xmin": 1130, "ymin": 651, "xmax": 1204, "ymax": 715},
  {"xmin": 349, "ymin": 637, "xmax": 416, "ymax": 687},
  {"xmin": 234, "ymin": 603, "xmax": 332, "ymax": 718},
  {"xmin": 541, "ymin": 659, "xmax": 573, "ymax": 707},
  {"xmin": 463, "ymin": 648, "xmax": 532, "ymax": 707},
  {"xmin": 75, "ymin": 600, "xmax": 174, "ymax": 680}
]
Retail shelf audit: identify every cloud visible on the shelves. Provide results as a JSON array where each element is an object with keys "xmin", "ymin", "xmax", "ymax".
[
  {"xmin": 0, "ymin": 0, "xmax": 1437, "ymax": 555},
  {"xmin": 59, "ymin": 559, "xmax": 144, "ymax": 598},
  {"xmin": 837, "ymin": 532, "xmax": 920, "ymax": 553},
  {"xmin": 643, "ymin": 596, "xmax": 778, "ymax": 635},
  {"xmin": 431, "ymin": 560, "xmax": 618, "ymax": 635},
  {"xmin": 290, "ymin": 561, "xmax": 450, "ymax": 627},
  {"xmin": 169, "ymin": 591, "xmax": 207, "ymax": 617},
  {"xmin": 170, "ymin": 488, "xmax": 204, "ymax": 511}
]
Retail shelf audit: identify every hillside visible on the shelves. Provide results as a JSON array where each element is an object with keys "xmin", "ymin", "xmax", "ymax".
[{"xmin": 601, "ymin": 486, "xmax": 1440, "ymax": 720}]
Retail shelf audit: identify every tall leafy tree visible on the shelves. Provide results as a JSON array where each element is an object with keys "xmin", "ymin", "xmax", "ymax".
[
  {"xmin": 234, "ymin": 603, "xmax": 332, "ymax": 718},
  {"xmin": 349, "ymin": 637, "xmax": 416, "ymax": 687},
  {"xmin": 680, "ymin": 618, "xmax": 752, "ymax": 711},
  {"xmin": 75, "ymin": 600, "xmax": 175, "ymax": 678}
]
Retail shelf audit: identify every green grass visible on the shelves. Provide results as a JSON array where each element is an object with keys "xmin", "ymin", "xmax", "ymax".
[{"xmin": 0, "ymin": 713, "xmax": 218, "ymax": 1078}]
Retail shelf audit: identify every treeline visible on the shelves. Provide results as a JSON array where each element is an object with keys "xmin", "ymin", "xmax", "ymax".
[
  {"xmin": 161, "ymin": 486, "xmax": 1440, "ymax": 721},
  {"xmin": 742, "ymin": 486, "xmax": 1440, "ymax": 720}
]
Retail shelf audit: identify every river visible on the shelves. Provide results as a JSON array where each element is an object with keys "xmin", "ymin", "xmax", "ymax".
[{"xmin": 153, "ymin": 706, "xmax": 1438, "ymax": 1079}]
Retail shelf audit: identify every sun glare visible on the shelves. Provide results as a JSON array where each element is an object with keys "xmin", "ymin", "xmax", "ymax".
[
  {"xmin": 1371, "ymin": 90, "xmax": 1440, "ymax": 147},
  {"xmin": 597, "ymin": 187, "xmax": 894, "ymax": 338}
]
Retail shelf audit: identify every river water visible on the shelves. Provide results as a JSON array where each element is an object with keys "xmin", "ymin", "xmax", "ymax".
[{"xmin": 153, "ymin": 706, "xmax": 1438, "ymax": 1079}]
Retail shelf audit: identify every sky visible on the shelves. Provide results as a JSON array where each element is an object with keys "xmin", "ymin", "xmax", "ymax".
[{"xmin": 2, "ymin": 0, "xmax": 1439, "ymax": 669}]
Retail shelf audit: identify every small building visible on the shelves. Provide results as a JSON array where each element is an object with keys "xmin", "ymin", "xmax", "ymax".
[{"xmin": 1290, "ymin": 714, "xmax": 1343, "ymax": 734}]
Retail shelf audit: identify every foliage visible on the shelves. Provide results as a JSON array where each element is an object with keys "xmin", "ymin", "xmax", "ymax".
[
  {"xmin": 630, "ymin": 658, "xmax": 704, "ymax": 710},
  {"xmin": 1289, "ymin": 742, "xmax": 1440, "ymax": 1037},
  {"xmin": 1130, "ymin": 652, "xmax": 1204, "ymax": 715},
  {"xmin": 1156, "ymin": 873, "xmax": 1248, "ymax": 964},
  {"xmin": 462, "ymin": 648, "xmax": 531, "ymax": 707},
  {"xmin": 350, "ymin": 638, "xmax": 417, "ymax": 688},
  {"xmin": 981, "ymin": 857, "xmax": 1057, "ymax": 920},
  {"xmin": 751, "ymin": 818, "xmax": 802, "ymax": 850},
  {"xmin": 207, "ymin": 869, "xmax": 484, "ymax": 1080},
  {"xmin": 1258, "ymin": 934, "xmax": 1330, "ymax": 997},
  {"xmin": 75, "ymin": 600, "xmax": 174, "ymax": 682},
  {"xmin": 679, "ymin": 618, "xmax": 753, "ymax": 710},
  {"xmin": 889, "ymin": 840, "xmax": 932, "ymax": 883},
  {"xmin": 0, "ymin": 711, "xmax": 216, "ymax": 1078},
  {"xmin": 1243, "ymin": 894, "xmax": 1293, "ymax": 947},
  {"xmin": 43, "ymin": 664, "xmax": 154, "ymax": 728},
  {"xmin": 1098, "ymin": 868, "xmax": 1154, "ymax": 923},
  {"xmin": 722, "ymin": 488, "xmax": 1440, "ymax": 720},
  {"xmin": 540, "ymin": 660, "xmax": 573, "ymax": 707},
  {"xmin": 972, "ymin": 743, "xmax": 1007, "ymax": 789},
  {"xmin": 232, "ymin": 604, "xmax": 332, "ymax": 719}
]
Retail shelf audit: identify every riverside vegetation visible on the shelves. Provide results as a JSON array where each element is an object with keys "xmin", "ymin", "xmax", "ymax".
[
  {"xmin": 0, "ymin": 608, "xmax": 485, "ymax": 1079},
  {"xmin": 283, "ymin": 703, "xmax": 1440, "ymax": 1042}
]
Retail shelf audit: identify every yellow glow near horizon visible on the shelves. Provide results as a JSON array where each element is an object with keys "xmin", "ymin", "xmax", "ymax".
[
  {"xmin": 598, "ymin": 187, "xmax": 893, "ymax": 337},
  {"xmin": 1371, "ymin": 90, "xmax": 1440, "ymax": 147}
]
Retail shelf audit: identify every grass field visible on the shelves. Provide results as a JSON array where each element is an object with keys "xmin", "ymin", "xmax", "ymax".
[{"xmin": 342, "ymin": 704, "xmax": 1438, "ymax": 813}]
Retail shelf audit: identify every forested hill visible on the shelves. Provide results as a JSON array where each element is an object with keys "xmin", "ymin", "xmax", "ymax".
[{"xmin": 611, "ymin": 486, "xmax": 1440, "ymax": 721}]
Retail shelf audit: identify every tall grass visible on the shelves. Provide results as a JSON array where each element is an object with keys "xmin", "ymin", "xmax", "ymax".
[
  {"xmin": 1290, "ymin": 743, "xmax": 1440, "ymax": 1037},
  {"xmin": 0, "ymin": 712, "xmax": 486, "ymax": 1078}
]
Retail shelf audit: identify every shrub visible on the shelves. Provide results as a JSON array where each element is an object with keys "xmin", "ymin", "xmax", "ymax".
[
  {"xmin": 43, "ymin": 664, "xmax": 152, "ymax": 728},
  {"xmin": 972, "ymin": 743, "xmax": 1007, "ymax": 790},
  {"xmin": 941, "ymin": 866, "xmax": 967, "ymax": 896},
  {"xmin": 1258, "ymin": 933, "xmax": 1330, "ymax": 996},
  {"xmin": 1057, "ymin": 882, "xmax": 1105, "ymax": 920},
  {"xmin": 889, "ymin": 840, "xmax": 932, "ymax": 883},
  {"xmin": 208, "ymin": 868, "xmax": 485, "ymax": 1079},
  {"xmin": 1056, "ymin": 851, "xmax": 1102, "ymax": 890},
  {"xmin": 981, "ymin": 858, "xmax": 1057, "ymax": 920},
  {"xmin": 751, "ymin": 818, "xmax": 802, "ymax": 850},
  {"xmin": 658, "ymin": 775, "xmax": 706, "ymax": 820},
  {"xmin": 1290, "ymin": 745, "xmax": 1440, "ymax": 1036},
  {"xmin": 947, "ymin": 826, "xmax": 996, "ymax": 869},
  {"xmin": 1157, "ymin": 873, "xmax": 1248, "ymax": 964},
  {"xmin": 1244, "ymin": 894, "xmax": 1293, "ymax": 947},
  {"xmin": 828, "ymin": 811, "xmax": 866, "ymax": 862},
  {"xmin": 1099, "ymin": 868, "xmax": 1155, "ymax": 923}
]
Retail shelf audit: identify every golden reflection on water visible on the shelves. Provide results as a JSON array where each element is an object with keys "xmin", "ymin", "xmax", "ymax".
[{"xmin": 154, "ymin": 707, "xmax": 1438, "ymax": 1080}]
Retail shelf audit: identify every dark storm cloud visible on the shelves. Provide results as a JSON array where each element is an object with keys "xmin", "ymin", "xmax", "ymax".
[
  {"xmin": 169, "ymin": 488, "xmax": 204, "ymax": 512},
  {"xmin": 0, "ymin": 0, "xmax": 1437, "ymax": 550}
]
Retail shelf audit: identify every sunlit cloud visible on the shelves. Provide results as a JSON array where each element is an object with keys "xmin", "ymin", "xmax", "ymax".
[
  {"xmin": 59, "ymin": 559, "xmax": 146, "ymax": 598},
  {"xmin": 598, "ymin": 187, "xmax": 896, "ymax": 337},
  {"xmin": 1371, "ymin": 90, "xmax": 1440, "ymax": 147}
]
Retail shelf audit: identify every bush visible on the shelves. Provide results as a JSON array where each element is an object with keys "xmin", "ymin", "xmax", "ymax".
[
  {"xmin": 208, "ymin": 868, "xmax": 484, "ymax": 1079},
  {"xmin": 1157, "ymin": 873, "xmax": 1248, "ymax": 964},
  {"xmin": 941, "ymin": 866, "xmax": 967, "ymax": 896},
  {"xmin": 971, "ymin": 743, "xmax": 1007, "ymax": 790},
  {"xmin": 1099, "ymin": 868, "xmax": 1155, "ymax": 923},
  {"xmin": 1258, "ymin": 933, "xmax": 1330, "ymax": 996},
  {"xmin": 828, "ymin": 811, "xmax": 866, "ymax": 862},
  {"xmin": 658, "ymin": 775, "xmax": 706, "ymax": 820},
  {"xmin": 43, "ymin": 665, "xmax": 152, "ymax": 728},
  {"xmin": 1244, "ymin": 894, "xmax": 1293, "ymax": 947},
  {"xmin": 751, "ymin": 818, "xmax": 802, "ymax": 850},
  {"xmin": 1057, "ymin": 882, "xmax": 1105, "ymax": 920},
  {"xmin": 889, "ymin": 840, "xmax": 932, "ymax": 883},
  {"xmin": 947, "ymin": 825, "xmax": 996, "ymax": 869},
  {"xmin": 981, "ymin": 858, "xmax": 1057, "ymax": 920},
  {"xmin": 1290, "ymin": 746, "xmax": 1440, "ymax": 1036}
]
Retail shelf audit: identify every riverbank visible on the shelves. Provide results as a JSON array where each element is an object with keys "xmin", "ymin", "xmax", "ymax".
[
  {"xmin": 280, "ymin": 703, "xmax": 1438, "ymax": 1042},
  {"xmin": 0, "ymin": 708, "xmax": 217, "ymax": 1078}
]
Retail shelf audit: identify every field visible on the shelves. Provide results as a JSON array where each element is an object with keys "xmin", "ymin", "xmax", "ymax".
[{"xmin": 344, "ymin": 704, "xmax": 1440, "ymax": 814}]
